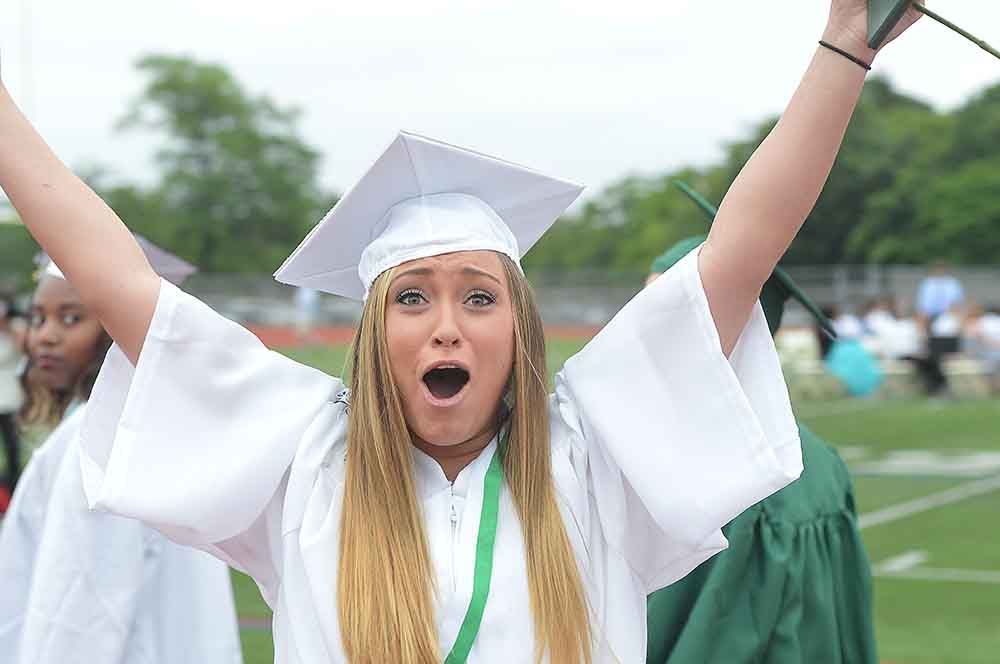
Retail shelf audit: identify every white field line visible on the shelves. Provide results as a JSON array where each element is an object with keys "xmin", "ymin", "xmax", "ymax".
[
  {"xmin": 795, "ymin": 400, "xmax": 883, "ymax": 419},
  {"xmin": 874, "ymin": 550, "xmax": 928, "ymax": 574},
  {"xmin": 876, "ymin": 568, "xmax": 1000, "ymax": 585},
  {"xmin": 836, "ymin": 446, "xmax": 871, "ymax": 463},
  {"xmin": 858, "ymin": 473, "xmax": 1000, "ymax": 529}
]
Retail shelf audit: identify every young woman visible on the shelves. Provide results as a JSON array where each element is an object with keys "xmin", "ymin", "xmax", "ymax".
[
  {"xmin": 0, "ymin": 3, "xmax": 921, "ymax": 662},
  {"xmin": 17, "ymin": 264, "xmax": 112, "ymax": 429},
  {"xmin": 0, "ymin": 256, "xmax": 243, "ymax": 664}
]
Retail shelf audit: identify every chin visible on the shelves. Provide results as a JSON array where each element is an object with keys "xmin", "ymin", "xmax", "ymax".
[
  {"xmin": 31, "ymin": 371, "xmax": 69, "ymax": 391},
  {"xmin": 410, "ymin": 417, "xmax": 481, "ymax": 447}
]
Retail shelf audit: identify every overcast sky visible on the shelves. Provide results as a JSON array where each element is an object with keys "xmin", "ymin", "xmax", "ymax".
[{"xmin": 2, "ymin": 1, "xmax": 999, "ymax": 204}]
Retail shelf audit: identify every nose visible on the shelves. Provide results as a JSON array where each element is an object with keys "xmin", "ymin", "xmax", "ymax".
[
  {"xmin": 35, "ymin": 318, "xmax": 62, "ymax": 348},
  {"xmin": 431, "ymin": 303, "xmax": 462, "ymax": 349}
]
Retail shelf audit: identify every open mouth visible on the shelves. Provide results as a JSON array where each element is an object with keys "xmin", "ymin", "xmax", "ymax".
[
  {"xmin": 34, "ymin": 354, "xmax": 64, "ymax": 370},
  {"xmin": 422, "ymin": 366, "xmax": 471, "ymax": 401}
]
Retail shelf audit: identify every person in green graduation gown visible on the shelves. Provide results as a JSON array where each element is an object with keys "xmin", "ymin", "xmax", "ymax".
[{"xmin": 644, "ymin": 231, "xmax": 876, "ymax": 663}]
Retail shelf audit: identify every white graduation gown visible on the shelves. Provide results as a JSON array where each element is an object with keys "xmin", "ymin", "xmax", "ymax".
[
  {"xmin": 0, "ymin": 404, "xmax": 243, "ymax": 664},
  {"xmin": 79, "ymin": 250, "xmax": 802, "ymax": 663},
  {"xmin": 0, "ymin": 408, "xmax": 83, "ymax": 652}
]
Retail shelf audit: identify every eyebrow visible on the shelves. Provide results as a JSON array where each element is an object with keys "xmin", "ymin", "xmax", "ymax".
[
  {"xmin": 461, "ymin": 266, "xmax": 503, "ymax": 285},
  {"xmin": 31, "ymin": 303, "xmax": 84, "ymax": 312},
  {"xmin": 393, "ymin": 265, "xmax": 504, "ymax": 286},
  {"xmin": 394, "ymin": 267, "xmax": 434, "ymax": 280}
]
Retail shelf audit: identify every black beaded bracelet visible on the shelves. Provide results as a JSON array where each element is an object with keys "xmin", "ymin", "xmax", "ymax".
[{"xmin": 818, "ymin": 40, "xmax": 872, "ymax": 72}]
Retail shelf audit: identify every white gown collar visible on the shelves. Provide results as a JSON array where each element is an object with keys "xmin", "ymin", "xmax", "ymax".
[{"xmin": 411, "ymin": 438, "xmax": 499, "ymax": 500}]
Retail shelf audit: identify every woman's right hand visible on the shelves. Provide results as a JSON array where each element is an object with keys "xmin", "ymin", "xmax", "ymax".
[{"xmin": 824, "ymin": 0, "xmax": 924, "ymax": 65}]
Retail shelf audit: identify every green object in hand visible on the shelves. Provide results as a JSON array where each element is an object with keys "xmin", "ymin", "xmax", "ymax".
[
  {"xmin": 868, "ymin": 0, "xmax": 1000, "ymax": 60},
  {"xmin": 868, "ymin": 0, "xmax": 912, "ymax": 49}
]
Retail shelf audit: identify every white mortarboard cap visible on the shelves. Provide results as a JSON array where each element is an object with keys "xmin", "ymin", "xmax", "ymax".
[
  {"xmin": 38, "ymin": 235, "xmax": 197, "ymax": 285},
  {"xmin": 133, "ymin": 236, "xmax": 198, "ymax": 285},
  {"xmin": 274, "ymin": 131, "xmax": 584, "ymax": 300},
  {"xmin": 41, "ymin": 259, "xmax": 66, "ymax": 280}
]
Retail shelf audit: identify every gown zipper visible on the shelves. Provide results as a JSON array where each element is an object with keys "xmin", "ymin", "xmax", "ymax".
[{"xmin": 450, "ymin": 484, "xmax": 459, "ymax": 593}]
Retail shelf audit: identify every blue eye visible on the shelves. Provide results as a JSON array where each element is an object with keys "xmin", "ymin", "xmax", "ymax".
[
  {"xmin": 396, "ymin": 289, "xmax": 427, "ymax": 306},
  {"xmin": 29, "ymin": 312, "xmax": 44, "ymax": 329},
  {"xmin": 465, "ymin": 290, "xmax": 496, "ymax": 307},
  {"xmin": 62, "ymin": 313, "xmax": 82, "ymax": 326}
]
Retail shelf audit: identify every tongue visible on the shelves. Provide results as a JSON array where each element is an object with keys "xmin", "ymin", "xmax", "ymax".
[{"xmin": 424, "ymin": 368, "xmax": 468, "ymax": 399}]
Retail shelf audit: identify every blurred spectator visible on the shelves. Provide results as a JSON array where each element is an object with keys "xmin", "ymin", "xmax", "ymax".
[
  {"xmin": 831, "ymin": 305, "xmax": 864, "ymax": 340},
  {"xmin": 863, "ymin": 298, "xmax": 922, "ymax": 361},
  {"xmin": 922, "ymin": 304, "xmax": 963, "ymax": 397},
  {"xmin": 963, "ymin": 304, "xmax": 1000, "ymax": 393},
  {"xmin": 916, "ymin": 260, "xmax": 964, "ymax": 320},
  {"xmin": 294, "ymin": 286, "xmax": 321, "ymax": 343},
  {"xmin": 819, "ymin": 306, "xmax": 883, "ymax": 397},
  {"xmin": 856, "ymin": 296, "xmax": 946, "ymax": 395},
  {"xmin": 862, "ymin": 298, "xmax": 894, "ymax": 336},
  {"xmin": 929, "ymin": 305, "xmax": 962, "ymax": 349},
  {"xmin": 913, "ymin": 262, "xmax": 965, "ymax": 397},
  {"xmin": 0, "ymin": 292, "xmax": 25, "ymax": 499}
]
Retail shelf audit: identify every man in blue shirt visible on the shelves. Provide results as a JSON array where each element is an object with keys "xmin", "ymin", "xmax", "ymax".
[
  {"xmin": 916, "ymin": 261, "xmax": 964, "ymax": 395},
  {"xmin": 916, "ymin": 260, "xmax": 964, "ymax": 319}
]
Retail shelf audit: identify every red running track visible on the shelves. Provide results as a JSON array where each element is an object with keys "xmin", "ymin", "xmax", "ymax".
[{"xmin": 246, "ymin": 324, "xmax": 601, "ymax": 349}]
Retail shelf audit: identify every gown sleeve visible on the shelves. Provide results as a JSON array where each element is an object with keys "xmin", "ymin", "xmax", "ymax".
[
  {"xmin": 78, "ymin": 279, "xmax": 340, "ymax": 599},
  {"xmin": 553, "ymin": 246, "xmax": 802, "ymax": 593}
]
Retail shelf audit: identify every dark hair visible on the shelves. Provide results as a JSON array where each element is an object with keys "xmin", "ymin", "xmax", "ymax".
[
  {"xmin": 17, "ymin": 330, "xmax": 113, "ymax": 428},
  {"xmin": 817, "ymin": 305, "xmax": 837, "ymax": 360},
  {"xmin": 0, "ymin": 292, "xmax": 19, "ymax": 321}
]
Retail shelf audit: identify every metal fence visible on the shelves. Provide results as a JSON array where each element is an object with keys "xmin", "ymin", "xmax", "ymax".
[
  {"xmin": 4, "ymin": 265, "xmax": 999, "ymax": 327},
  {"xmin": 780, "ymin": 265, "xmax": 1000, "ymax": 326},
  {"xmin": 179, "ymin": 265, "xmax": 1000, "ymax": 327}
]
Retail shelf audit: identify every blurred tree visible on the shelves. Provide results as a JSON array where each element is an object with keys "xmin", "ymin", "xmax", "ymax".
[
  {"xmin": 529, "ymin": 76, "xmax": 1000, "ymax": 272},
  {"xmin": 901, "ymin": 156, "xmax": 1000, "ymax": 263},
  {"xmin": 948, "ymin": 83, "xmax": 1000, "ymax": 167},
  {"xmin": 104, "ymin": 54, "xmax": 333, "ymax": 273},
  {"xmin": 525, "ymin": 169, "xmax": 712, "ymax": 279},
  {"xmin": 8, "ymin": 68, "xmax": 1000, "ymax": 290},
  {"xmin": 0, "ymin": 224, "xmax": 39, "ymax": 292}
]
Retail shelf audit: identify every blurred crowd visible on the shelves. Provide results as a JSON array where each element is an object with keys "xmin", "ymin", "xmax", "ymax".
[{"xmin": 797, "ymin": 261, "xmax": 1000, "ymax": 398}]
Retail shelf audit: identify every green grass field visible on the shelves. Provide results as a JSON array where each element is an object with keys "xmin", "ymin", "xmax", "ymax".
[
  {"xmin": 224, "ymin": 341, "xmax": 1000, "ymax": 663},
  {"xmin": 802, "ymin": 399, "xmax": 1000, "ymax": 664}
]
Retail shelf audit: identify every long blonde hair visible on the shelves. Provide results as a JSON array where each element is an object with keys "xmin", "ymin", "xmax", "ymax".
[{"xmin": 338, "ymin": 254, "xmax": 592, "ymax": 663}]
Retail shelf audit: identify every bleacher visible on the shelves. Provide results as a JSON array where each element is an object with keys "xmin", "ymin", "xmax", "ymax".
[{"xmin": 776, "ymin": 327, "xmax": 995, "ymax": 402}]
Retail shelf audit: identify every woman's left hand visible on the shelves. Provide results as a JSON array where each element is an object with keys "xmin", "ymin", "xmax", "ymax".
[{"xmin": 824, "ymin": 0, "xmax": 924, "ymax": 65}]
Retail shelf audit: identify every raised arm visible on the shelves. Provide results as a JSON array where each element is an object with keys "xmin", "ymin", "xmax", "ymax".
[
  {"xmin": 699, "ymin": 1, "xmax": 922, "ymax": 354},
  {"xmin": 0, "ymin": 83, "xmax": 157, "ymax": 363}
]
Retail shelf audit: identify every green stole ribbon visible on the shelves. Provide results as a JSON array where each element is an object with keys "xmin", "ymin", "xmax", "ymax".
[{"xmin": 442, "ymin": 442, "xmax": 505, "ymax": 664}]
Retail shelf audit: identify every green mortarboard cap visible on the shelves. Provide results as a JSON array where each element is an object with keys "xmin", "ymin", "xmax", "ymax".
[
  {"xmin": 868, "ymin": 0, "xmax": 912, "ymax": 49},
  {"xmin": 868, "ymin": 1, "xmax": 1000, "ymax": 60},
  {"xmin": 650, "ymin": 235, "xmax": 706, "ymax": 275},
  {"xmin": 659, "ymin": 181, "xmax": 837, "ymax": 339}
]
